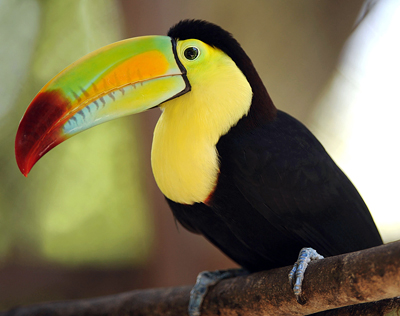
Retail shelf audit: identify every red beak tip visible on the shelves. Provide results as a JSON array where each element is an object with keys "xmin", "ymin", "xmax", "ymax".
[
  {"xmin": 15, "ymin": 146, "xmax": 34, "ymax": 177},
  {"xmin": 15, "ymin": 89, "xmax": 71, "ymax": 178},
  {"xmin": 21, "ymin": 168, "xmax": 30, "ymax": 177},
  {"xmin": 16, "ymin": 160, "xmax": 30, "ymax": 177}
]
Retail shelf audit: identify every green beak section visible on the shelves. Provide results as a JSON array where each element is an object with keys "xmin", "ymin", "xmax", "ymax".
[{"xmin": 15, "ymin": 35, "xmax": 189, "ymax": 176}]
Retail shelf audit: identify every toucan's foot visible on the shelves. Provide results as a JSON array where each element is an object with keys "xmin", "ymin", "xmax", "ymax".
[
  {"xmin": 188, "ymin": 268, "xmax": 249, "ymax": 316},
  {"xmin": 288, "ymin": 247, "xmax": 323, "ymax": 302}
]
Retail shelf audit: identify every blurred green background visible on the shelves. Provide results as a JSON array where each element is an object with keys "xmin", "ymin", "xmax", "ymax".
[{"xmin": 1, "ymin": 0, "xmax": 399, "ymax": 310}]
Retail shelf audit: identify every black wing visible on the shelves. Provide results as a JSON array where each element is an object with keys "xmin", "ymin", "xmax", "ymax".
[{"xmin": 223, "ymin": 110, "xmax": 382, "ymax": 257}]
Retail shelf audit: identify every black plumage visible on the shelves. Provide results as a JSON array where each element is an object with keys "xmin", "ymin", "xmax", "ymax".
[{"xmin": 167, "ymin": 20, "xmax": 382, "ymax": 273}]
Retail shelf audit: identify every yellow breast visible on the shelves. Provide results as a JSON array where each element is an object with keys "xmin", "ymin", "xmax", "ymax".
[
  {"xmin": 151, "ymin": 40, "xmax": 252, "ymax": 204},
  {"xmin": 151, "ymin": 103, "xmax": 220, "ymax": 204}
]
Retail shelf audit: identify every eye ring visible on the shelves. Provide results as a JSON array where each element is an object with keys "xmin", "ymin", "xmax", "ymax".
[{"xmin": 183, "ymin": 46, "xmax": 200, "ymax": 60}]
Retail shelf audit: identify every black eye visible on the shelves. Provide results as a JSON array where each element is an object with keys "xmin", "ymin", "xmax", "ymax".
[{"xmin": 184, "ymin": 46, "xmax": 200, "ymax": 60}]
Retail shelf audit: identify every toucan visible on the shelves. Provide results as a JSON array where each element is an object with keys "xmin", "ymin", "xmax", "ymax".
[{"xmin": 15, "ymin": 20, "xmax": 382, "ymax": 313}]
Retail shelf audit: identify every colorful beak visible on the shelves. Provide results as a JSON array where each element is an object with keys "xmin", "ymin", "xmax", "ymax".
[{"xmin": 15, "ymin": 36, "xmax": 189, "ymax": 176}]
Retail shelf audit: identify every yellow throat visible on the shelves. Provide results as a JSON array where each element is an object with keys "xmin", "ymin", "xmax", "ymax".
[{"xmin": 151, "ymin": 39, "xmax": 252, "ymax": 204}]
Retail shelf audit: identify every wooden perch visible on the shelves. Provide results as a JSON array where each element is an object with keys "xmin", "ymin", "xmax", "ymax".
[{"xmin": 1, "ymin": 240, "xmax": 400, "ymax": 316}]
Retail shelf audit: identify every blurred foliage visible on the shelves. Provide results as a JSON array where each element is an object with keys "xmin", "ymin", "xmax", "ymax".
[{"xmin": 0, "ymin": 0, "xmax": 153, "ymax": 267}]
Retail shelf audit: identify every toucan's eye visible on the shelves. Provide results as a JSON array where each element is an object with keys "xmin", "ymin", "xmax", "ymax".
[{"xmin": 183, "ymin": 46, "xmax": 200, "ymax": 60}]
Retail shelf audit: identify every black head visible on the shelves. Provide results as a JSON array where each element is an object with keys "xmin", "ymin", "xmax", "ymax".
[
  {"xmin": 168, "ymin": 20, "xmax": 245, "ymax": 65},
  {"xmin": 168, "ymin": 20, "xmax": 277, "ymax": 125}
]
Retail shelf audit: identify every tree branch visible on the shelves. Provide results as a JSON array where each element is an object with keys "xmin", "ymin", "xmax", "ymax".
[{"xmin": 2, "ymin": 241, "xmax": 400, "ymax": 316}]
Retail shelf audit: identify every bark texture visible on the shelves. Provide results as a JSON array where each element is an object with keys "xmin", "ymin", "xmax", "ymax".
[{"xmin": 2, "ymin": 241, "xmax": 400, "ymax": 316}]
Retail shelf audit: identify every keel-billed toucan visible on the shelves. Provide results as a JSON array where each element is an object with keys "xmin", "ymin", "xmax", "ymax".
[{"xmin": 16, "ymin": 20, "xmax": 382, "ymax": 309}]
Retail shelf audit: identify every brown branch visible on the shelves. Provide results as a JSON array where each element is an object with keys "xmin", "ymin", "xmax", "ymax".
[{"xmin": 1, "ymin": 241, "xmax": 400, "ymax": 316}]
